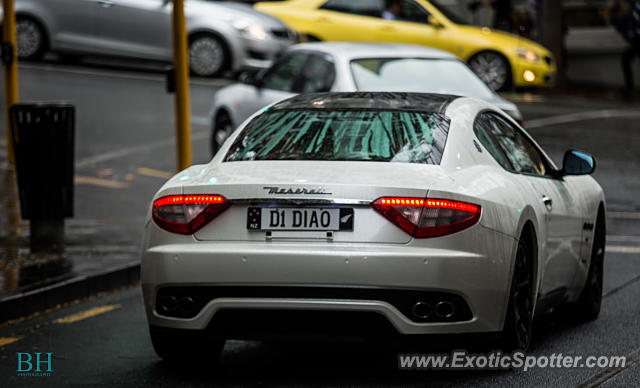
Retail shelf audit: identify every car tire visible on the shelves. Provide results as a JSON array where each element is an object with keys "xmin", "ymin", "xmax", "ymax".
[
  {"xmin": 556, "ymin": 208, "xmax": 605, "ymax": 321},
  {"xmin": 501, "ymin": 232, "xmax": 534, "ymax": 351},
  {"xmin": 149, "ymin": 326, "xmax": 225, "ymax": 364},
  {"xmin": 468, "ymin": 51, "xmax": 511, "ymax": 91},
  {"xmin": 188, "ymin": 33, "xmax": 228, "ymax": 78},
  {"xmin": 16, "ymin": 16, "xmax": 47, "ymax": 61},
  {"xmin": 211, "ymin": 111, "xmax": 234, "ymax": 157}
]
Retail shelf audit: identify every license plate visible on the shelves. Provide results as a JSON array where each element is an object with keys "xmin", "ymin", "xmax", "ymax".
[{"xmin": 247, "ymin": 207, "xmax": 353, "ymax": 231}]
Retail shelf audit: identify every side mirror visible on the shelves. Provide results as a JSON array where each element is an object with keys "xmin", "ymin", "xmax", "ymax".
[
  {"xmin": 563, "ymin": 149, "xmax": 595, "ymax": 176},
  {"xmin": 428, "ymin": 15, "xmax": 444, "ymax": 29},
  {"xmin": 238, "ymin": 71, "xmax": 263, "ymax": 88},
  {"xmin": 238, "ymin": 71, "xmax": 254, "ymax": 85}
]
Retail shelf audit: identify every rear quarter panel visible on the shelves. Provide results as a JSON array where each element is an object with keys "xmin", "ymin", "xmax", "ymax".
[
  {"xmin": 436, "ymin": 98, "xmax": 547, "ymax": 309},
  {"xmin": 437, "ymin": 98, "xmax": 535, "ymax": 238}
]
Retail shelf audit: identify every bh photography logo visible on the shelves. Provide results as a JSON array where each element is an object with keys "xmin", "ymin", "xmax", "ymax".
[{"xmin": 16, "ymin": 352, "xmax": 54, "ymax": 377}]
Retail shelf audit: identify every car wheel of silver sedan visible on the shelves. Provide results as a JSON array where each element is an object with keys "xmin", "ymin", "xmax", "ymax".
[
  {"xmin": 189, "ymin": 34, "xmax": 227, "ymax": 77},
  {"xmin": 468, "ymin": 51, "xmax": 510, "ymax": 91},
  {"xmin": 16, "ymin": 17, "xmax": 47, "ymax": 60}
]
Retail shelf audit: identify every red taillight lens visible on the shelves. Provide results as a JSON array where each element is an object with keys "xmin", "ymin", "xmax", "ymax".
[
  {"xmin": 372, "ymin": 197, "xmax": 481, "ymax": 238},
  {"xmin": 152, "ymin": 194, "xmax": 230, "ymax": 234}
]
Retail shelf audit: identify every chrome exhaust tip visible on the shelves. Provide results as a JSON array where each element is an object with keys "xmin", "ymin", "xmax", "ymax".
[
  {"xmin": 435, "ymin": 301, "xmax": 455, "ymax": 319},
  {"xmin": 412, "ymin": 302, "xmax": 433, "ymax": 319},
  {"xmin": 159, "ymin": 295, "xmax": 177, "ymax": 312},
  {"xmin": 178, "ymin": 296, "xmax": 196, "ymax": 315}
]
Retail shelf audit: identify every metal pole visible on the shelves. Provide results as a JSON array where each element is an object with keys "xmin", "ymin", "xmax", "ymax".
[
  {"xmin": 171, "ymin": 0, "xmax": 192, "ymax": 171},
  {"xmin": 541, "ymin": 0, "xmax": 566, "ymax": 88},
  {"xmin": 1, "ymin": 0, "xmax": 21, "ymax": 278},
  {"xmin": 2, "ymin": 0, "xmax": 19, "ymax": 165}
]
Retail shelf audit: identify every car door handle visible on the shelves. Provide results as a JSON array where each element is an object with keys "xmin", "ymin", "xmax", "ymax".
[
  {"xmin": 381, "ymin": 25, "xmax": 396, "ymax": 32},
  {"xmin": 316, "ymin": 17, "xmax": 331, "ymax": 23},
  {"xmin": 542, "ymin": 195, "xmax": 553, "ymax": 210}
]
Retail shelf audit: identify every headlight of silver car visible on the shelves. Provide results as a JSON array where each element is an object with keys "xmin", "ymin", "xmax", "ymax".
[{"xmin": 232, "ymin": 19, "xmax": 268, "ymax": 40}]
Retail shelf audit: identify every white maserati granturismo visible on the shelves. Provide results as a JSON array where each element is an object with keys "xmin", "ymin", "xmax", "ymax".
[{"xmin": 142, "ymin": 92, "xmax": 605, "ymax": 363}]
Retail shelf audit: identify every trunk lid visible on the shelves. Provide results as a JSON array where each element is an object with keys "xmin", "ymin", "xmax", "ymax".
[{"xmin": 179, "ymin": 161, "xmax": 451, "ymax": 243}]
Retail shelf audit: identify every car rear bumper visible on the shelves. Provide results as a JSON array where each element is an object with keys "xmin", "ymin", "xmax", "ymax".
[{"xmin": 141, "ymin": 231, "xmax": 515, "ymax": 337}]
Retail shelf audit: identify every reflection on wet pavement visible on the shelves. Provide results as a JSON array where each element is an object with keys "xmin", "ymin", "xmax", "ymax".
[
  {"xmin": 0, "ymin": 167, "xmax": 139, "ymax": 299},
  {"xmin": 1, "ymin": 167, "xmax": 22, "ymax": 297}
]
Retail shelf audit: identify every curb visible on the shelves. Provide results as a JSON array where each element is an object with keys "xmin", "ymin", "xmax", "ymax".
[{"xmin": 0, "ymin": 262, "xmax": 140, "ymax": 324}]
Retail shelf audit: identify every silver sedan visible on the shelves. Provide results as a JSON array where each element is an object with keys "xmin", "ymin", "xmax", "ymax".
[
  {"xmin": 208, "ymin": 42, "xmax": 523, "ymax": 154},
  {"xmin": 11, "ymin": 0, "xmax": 295, "ymax": 76}
]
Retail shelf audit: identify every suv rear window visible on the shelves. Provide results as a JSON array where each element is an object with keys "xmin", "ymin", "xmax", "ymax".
[{"xmin": 224, "ymin": 109, "xmax": 450, "ymax": 164}]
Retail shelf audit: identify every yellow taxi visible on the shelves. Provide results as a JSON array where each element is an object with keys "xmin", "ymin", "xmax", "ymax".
[{"xmin": 255, "ymin": 0, "xmax": 556, "ymax": 90}]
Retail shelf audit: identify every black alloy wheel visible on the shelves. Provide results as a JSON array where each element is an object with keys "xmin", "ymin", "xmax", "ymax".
[{"xmin": 502, "ymin": 237, "xmax": 534, "ymax": 351}]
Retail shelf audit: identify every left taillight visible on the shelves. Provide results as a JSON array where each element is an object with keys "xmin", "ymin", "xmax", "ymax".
[
  {"xmin": 372, "ymin": 197, "xmax": 481, "ymax": 238},
  {"xmin": 152, "ymin": 194, "xmax": 230, "ymax": 235}
]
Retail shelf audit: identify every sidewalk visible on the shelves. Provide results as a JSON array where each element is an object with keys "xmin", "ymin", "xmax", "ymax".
[{"xmin": 0, "ymin": 166, "xmax": 141, "ymax": 323}]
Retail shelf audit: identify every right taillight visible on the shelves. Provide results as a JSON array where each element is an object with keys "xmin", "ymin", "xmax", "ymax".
[
  {"xmin": 372, "ymin": 197, "xmax": 481, "ymax": 238},
  {"xmin": 152, "ymin": 194, "xmax": 230, "ymax": 235}
]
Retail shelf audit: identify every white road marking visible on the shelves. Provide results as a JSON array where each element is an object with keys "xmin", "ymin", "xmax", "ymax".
[
  {"xmin": 606, "ymin": 245, "xmax": 640, "ymax": 254},
  {"xmin": 19, "ymin": 63, "xmax": 230, "ymax": 87},
  {"xmin": 607, "ymin": 211, "xmax": 640, "ymax": 220},
  {"xmin": 524, "ymin": 109, "xmax": 640, "ymax": 129},
  {"xmin": 75, "ymin": 130, "xmax": 208, "ymax": 168},
  {"xmin": 607, "ymin": 235, "xmax": 640, "ymax": 243},
  {"xmin": 192, "ymin": 115, "xmax": 210, "ymax": 126}
]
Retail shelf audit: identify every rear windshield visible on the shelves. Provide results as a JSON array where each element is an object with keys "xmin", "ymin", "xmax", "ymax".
[
  {"xmin": 350, "ymin": 58, "xmax": 495, "ymax": 100},
  {"xmin": 224, "ymin": 109, "xmax": 450, "ymax": 164}
]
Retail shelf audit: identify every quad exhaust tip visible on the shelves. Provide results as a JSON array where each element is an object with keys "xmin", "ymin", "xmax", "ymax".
[
  {"xmin": 412, "ymin": 302, "xmax": 433, "ymax": 319},
  {"xmin": 435, "ymin": 301, "xmax": 455, "ymax": 319},
  {"xmin": 178, "ymin": 296, "xmax": 196, "ymax": 315},
  {"xmin": 413, "ymin": 301, "xmax": 456, "ymax": 320},
  {"xmin": 159, "ymin": 295, "xmax": 177, "ymax": 312}
]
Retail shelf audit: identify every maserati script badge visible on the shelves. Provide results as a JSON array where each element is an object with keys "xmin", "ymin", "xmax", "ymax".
[{"xmin": 263, "ymin": 186, "xmax": 332, "ymax": 195}]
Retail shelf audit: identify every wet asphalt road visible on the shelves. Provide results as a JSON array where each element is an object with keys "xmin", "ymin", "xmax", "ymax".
[{"xmin": 0, "ymin": 62, "xmax": 639, "ymax": 387}]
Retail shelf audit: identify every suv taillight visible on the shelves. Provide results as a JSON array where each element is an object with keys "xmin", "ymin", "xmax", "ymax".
[
  {"xmin": 152, "ymin": 194, "xmax": 230, "ymax": 234},
  {"xmin": 372, "ymin": 197, "xmax": 481, "ymax": 238}
]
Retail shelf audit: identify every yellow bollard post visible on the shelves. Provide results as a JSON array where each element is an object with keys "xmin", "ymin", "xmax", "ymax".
[
  {"xmin": 171, "ymin": 0, "xmax": 192, "ymax": 171},
  {"xmin": 2, "ymin": 0, "xmax": 22, "ymax": 286},
  {"xmin": 2, "ymin": 0, "xmax": 19, "ymax": 166}
]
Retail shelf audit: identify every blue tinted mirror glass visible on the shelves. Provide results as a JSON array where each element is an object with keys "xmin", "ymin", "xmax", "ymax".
[{"xmin": 564, "ymin": 150, "xmax": 595, "ymax": 175}]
